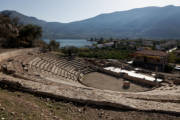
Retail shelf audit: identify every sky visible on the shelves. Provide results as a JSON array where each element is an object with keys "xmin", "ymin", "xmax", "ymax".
[{"xmin": 0, "ymin": 0, "xmax": 180, "ymax": 23}]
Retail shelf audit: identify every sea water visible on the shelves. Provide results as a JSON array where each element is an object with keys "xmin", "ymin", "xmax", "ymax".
[{"xmin": 44, "ymin": 39, "xmax": 95, "ymax": 48}]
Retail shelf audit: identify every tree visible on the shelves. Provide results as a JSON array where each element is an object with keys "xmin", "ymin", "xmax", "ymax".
[
  {"xmin": 90, "ymin": 38, "xmax": 94, "ymax": 41},
  {"xmin": 62, "ymin": 46, "xmax": 78, "ymax": 57},
  {"xmin": 0, "ymin": 14, "xmax": 42, "ymax": 48},
  {"xmin": 0, "ymin": 14, "xmax": 19, "ymax": 48},
  {"xmin": 18, "ymin": 24, "xmax": 42, "ymax": 47},
  {"xmin": 12, "ymin": 17, "xmax": 20, "ymax": 26},
  {"xmin": 110, "ymin": 37, "xmax": 113, "ymax": 41},
  {"xmin": 98, "ymin": 37, "xmax": 104, "ymax": 44},
  {"xmin": 168, "ymin": 53, "xmax": 176, "ymax": 63},
  {"xmin": 34, "ymin": 39, "xmax": 48, "ymax": 48},
  {"xmin": 48, "ymin": 40, "xmax": 60, "ymax": 51}
]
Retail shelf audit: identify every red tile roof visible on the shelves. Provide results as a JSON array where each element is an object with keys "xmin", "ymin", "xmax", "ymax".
[{"xmin": 135, "ymin": 50, "xmax": 168, "ymax": 57}]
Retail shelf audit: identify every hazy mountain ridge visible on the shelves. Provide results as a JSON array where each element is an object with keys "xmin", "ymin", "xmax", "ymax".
[{"xmin": 1, "ymin": 5, "xmax": 180, "ymax": 39}]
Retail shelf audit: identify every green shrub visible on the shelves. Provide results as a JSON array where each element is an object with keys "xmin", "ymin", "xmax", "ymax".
[
  {"xmin": 48, "ymin": 40, "xmax": 60, "ymax": 51},
  {"xmin": 164, "ymin": 64, "xmax": 174, "ymax": 73}
]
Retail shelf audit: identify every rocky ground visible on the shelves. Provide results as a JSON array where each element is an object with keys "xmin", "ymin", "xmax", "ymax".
[
  {"xmin": 0, "ymin": 88, "xmax": 180, "ymax": 120},
  {"xmin": 0, "ymin": 49, "xmax": 17, "ymax": 54}
]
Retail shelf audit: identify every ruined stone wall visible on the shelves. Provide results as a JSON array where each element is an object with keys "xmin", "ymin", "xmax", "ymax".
[
  {"xmin": 97, "ymin": 67, "xmax": 158, "ymax": 87},
  {"xmin": 97, "ymin": 67, "xmax": 123, "ymax": 78},
  {"xmin": 123, "ymin": 74, "xmax": 158, "ymax": 87}
]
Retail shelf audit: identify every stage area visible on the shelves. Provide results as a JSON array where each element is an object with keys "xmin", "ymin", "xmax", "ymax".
[{"xmin": 83, "ymin": 72, "xmax": 151, "ymax": 92}]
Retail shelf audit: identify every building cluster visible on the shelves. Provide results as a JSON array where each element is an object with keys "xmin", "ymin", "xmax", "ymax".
[{"xmin": 133, "ymin": 50, "xmax": 168, "ymax": 72}]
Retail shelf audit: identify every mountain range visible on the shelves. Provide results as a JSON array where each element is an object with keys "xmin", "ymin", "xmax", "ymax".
[{"xmin": 1, "ymin": 5, "xmax": 180, "ymax": 39}]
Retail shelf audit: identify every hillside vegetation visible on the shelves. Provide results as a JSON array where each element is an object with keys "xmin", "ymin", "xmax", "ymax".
[{"xmin": 0, "ymin": 14, "xmax": 45, "ymax": 48}]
